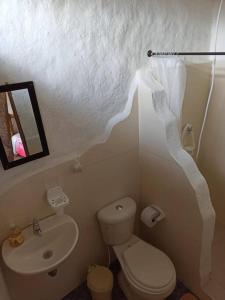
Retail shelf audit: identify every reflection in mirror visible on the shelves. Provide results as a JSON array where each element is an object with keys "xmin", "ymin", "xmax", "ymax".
[{"xmin": 0, "ymin": 82, "xmax": 49, "ymax": 169}]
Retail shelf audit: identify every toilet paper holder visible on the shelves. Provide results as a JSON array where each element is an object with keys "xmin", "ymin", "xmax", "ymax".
[
  {"xmin": 141, "ymin": 205, "xmax": 165, "ymax": 228},
  {"xmin": 151, "ymin": 205, "xmax": 165, "ymax": 222}
]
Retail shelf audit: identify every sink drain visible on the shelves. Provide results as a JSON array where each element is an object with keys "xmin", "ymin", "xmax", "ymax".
[{"xmin": 43, "ymin": 250, "xmax": 53, "ymax": 260}]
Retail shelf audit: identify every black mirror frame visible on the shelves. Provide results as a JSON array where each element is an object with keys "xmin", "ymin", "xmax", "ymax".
[{"xmin": 0, "ymin": 81, "xmax": 49, "ymax": 170}]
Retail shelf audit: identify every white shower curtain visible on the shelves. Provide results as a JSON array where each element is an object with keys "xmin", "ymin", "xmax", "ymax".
[{"xmin": 141, "ymin": 57, "xmax": 187, "ymax": 126}]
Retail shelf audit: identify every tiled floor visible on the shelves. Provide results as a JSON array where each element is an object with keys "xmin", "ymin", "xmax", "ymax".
[
  {"xmin": 63, "ymin": 223, "xmax": 225, "ymax": 300},
  {"xmin": 63, "ymin": 261, "xmax": 191, "ymax": 300}
]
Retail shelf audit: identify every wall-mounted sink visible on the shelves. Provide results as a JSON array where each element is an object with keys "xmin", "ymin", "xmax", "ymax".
[{"xmin": 2, "ymin": 214, "xmax": 79, "ymax": 275}]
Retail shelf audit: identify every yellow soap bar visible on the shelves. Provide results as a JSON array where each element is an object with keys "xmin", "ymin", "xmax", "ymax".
[{"xmin": 7, "ymin": 226, "xmax": 24, "ymax": 247}]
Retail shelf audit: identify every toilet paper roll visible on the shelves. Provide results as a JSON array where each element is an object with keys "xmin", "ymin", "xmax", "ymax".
[{"xmin": 141, "ymin": 206, "xmax": 161, "ymax": 228}]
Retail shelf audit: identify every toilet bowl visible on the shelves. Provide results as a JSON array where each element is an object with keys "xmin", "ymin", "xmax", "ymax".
[
  {"xmin": 113, "ymin": 235, "xmax": 176, "ymax": 300},
  {"xmin": 97, "ymin": 197, "xmax": 176, "ymax": 300}
]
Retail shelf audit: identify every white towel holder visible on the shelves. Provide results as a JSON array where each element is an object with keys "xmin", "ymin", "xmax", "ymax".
[{"xmin": 181, "ymin": 123, "xmax": 195, "ymax": 156}]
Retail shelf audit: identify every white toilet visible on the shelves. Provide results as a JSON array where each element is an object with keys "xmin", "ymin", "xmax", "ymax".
[{"xmin": 97, "ymin": 197, "xmax": 176, "ymax": 300}]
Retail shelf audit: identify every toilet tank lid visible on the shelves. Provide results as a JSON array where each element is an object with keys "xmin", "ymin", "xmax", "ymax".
[{"xmin": 97, "ymin": 197, "xmax": 136, "ymax": 224}]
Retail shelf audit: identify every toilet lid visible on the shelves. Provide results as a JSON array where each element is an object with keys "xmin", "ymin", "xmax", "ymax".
[{"xmin": 122, "ymin": 240, "xmax": 175, "ymax": 290}]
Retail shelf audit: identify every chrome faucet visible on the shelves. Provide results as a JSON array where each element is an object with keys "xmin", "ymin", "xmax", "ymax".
[{"xmin": 32, "ymin": 218, "xmax": 42, "ymax": 236}]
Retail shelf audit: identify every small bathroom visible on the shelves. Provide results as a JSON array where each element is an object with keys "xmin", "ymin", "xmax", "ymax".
[{"xmin": 0, "ymin": 1, "xmax": 225, "ymax": 300}]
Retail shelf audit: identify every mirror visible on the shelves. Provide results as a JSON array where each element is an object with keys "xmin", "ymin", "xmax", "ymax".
[{"xmin": 0, "ymin": 81, "xmax": 49, "ymax": 169}]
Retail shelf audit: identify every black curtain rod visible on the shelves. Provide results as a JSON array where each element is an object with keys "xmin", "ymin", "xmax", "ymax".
[{"xmin": 147, "ymin": 50, "xmax": 225, "ymax": 57}]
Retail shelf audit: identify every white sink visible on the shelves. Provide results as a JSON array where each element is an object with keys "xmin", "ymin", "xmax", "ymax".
[{"xmin": 2, "ymin": 214, "xmax": 79, "ymax": 275}]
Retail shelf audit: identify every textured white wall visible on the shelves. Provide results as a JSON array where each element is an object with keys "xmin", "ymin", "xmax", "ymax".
[
  {"xmin": 216, "ymin": 1, "xmax": 225, "ymax": 54},
  {"xmin": 210, "ymin": 0, "xmax": 225, "ymax": 55},
  {"xmin": 0, "ymin": 0, "xmax": 216, "ymax": 187}
]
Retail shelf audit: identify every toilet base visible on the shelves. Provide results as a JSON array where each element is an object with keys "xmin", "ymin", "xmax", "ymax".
[
  {"xmin": 118, "ymin": 271, "xmax": 165, "ymax": 300},
  {"xmin": 118, "ymin": 271, "xmax": 136, "ymax": 300}
]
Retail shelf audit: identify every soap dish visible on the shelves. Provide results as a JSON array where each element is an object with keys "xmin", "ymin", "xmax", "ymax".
[{"xmin": 47, "ymin": 186, "xmax": 70, "ymax": 211}]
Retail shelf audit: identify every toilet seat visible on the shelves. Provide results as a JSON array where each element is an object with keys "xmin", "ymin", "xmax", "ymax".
[{"xmin": 115, "ymin": 237, "xmax": 176, "ymax": 295}]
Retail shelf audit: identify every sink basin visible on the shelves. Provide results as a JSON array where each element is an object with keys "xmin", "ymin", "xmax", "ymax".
[{"xmin": 2, "ymin": 214, "xmax": 79, "ymax": 275}]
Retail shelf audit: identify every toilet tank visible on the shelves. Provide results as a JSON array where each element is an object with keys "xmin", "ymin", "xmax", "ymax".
[{"xmin": 97, "ymin": 197, "xmax": 137, "ymax": 245}]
